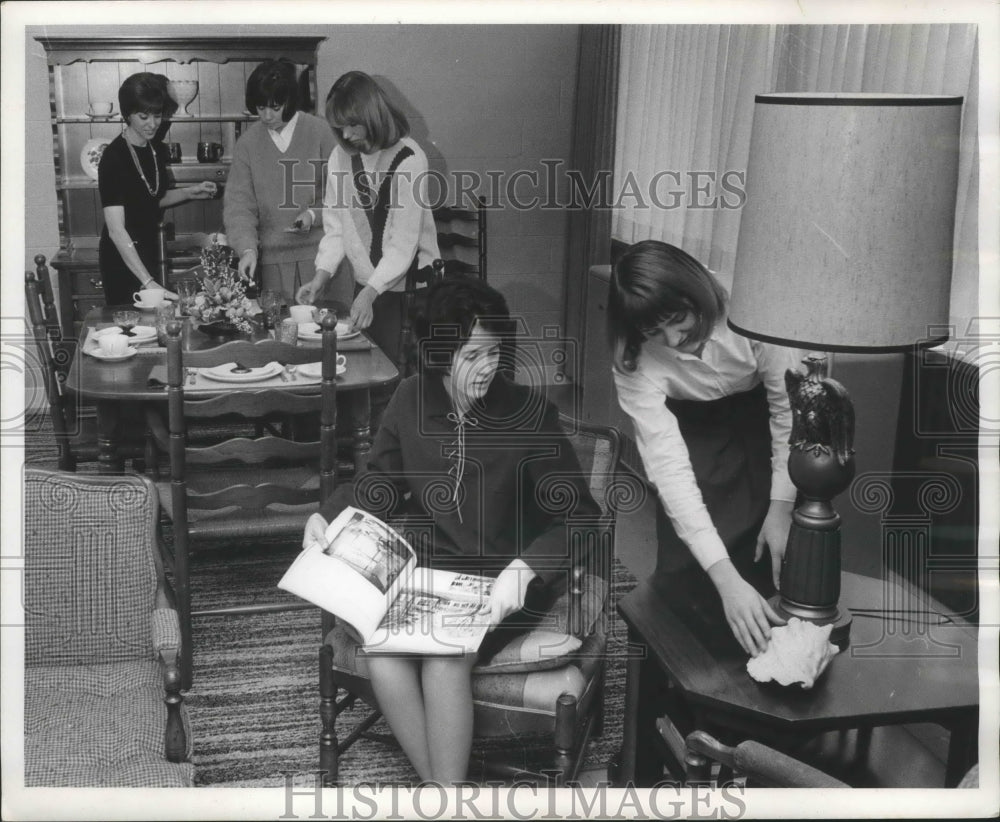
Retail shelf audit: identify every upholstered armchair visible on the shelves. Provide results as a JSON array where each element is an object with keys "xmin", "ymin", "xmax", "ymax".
[{"xmin": 23, "ymin": 468, "xmax": 193, "ymax": 787}]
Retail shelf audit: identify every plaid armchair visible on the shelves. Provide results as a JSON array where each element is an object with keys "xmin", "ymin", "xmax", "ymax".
[{"xmin": 23, "ymin": 469, "xmax": 193, "ymax": 787}]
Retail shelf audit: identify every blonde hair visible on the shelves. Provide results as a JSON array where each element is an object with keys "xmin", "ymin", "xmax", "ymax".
[{"xmin": 325, "ymin": 71, "xmax": 409, "ymax": 150}]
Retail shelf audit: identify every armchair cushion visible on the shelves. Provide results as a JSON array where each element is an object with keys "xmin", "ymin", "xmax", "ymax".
[{"xmin": 25, "ymin": 660, "xmax": 194, "ymax": 787}]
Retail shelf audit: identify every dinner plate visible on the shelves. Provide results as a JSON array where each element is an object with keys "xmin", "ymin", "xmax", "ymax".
[
  {"xmin": 297, "ymin": 362, "xmax": 347, "ymax": 379},
  {"xmin": 96, "ymin": 325, "xmax": 157, "ymax": 342},
  {"xmin": 199, "ymin": 361, "xmax": 283, "ymax": 383},
  {"xmin": 85, "ymin": 347, "xmax": 138, "ymax": 362},
  {"xmin": 80, "ymin": 138, "xmax": 110, "ymax": 181},
  {"xmin": 297, "ymin": 322, "xmax": 360, "ymax": 341}
]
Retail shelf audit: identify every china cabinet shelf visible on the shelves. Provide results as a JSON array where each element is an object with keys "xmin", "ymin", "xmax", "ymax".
[
  {"xmin": 37, "ymin": 33, "xmax": 324, "ymax": 340},
  {"xmin": 57, "ymin": 114, "xmax": 257, "ymax": 125}
]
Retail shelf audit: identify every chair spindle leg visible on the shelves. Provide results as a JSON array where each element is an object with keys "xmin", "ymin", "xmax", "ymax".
[{"xmin": 319, "ymin": 643, "xmax": 339, "ymax": 787}]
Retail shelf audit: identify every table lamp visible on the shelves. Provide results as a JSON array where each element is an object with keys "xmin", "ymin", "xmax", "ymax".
[{"xmin": 729, "ymin": 93, "xmax": 962, "ymax": 648}]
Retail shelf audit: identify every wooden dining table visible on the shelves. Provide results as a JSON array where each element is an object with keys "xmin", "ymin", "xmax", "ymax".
[{"xmin": 66, "ymin": 305, "xmax": 399, "ymax": 474}]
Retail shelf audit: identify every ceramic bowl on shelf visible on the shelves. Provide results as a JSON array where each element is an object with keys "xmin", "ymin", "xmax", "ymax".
[
  {"xmin": 80, "ymin": 138, "xmax": 111, "ymax": 181},
  {"xmin": 168, "ymin": 80, "xmax": 199, "ymax": 116}
]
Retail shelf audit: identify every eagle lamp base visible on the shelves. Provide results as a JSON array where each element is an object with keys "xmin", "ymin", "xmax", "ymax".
[{"xmin": 776, "ymin": 444, "xmax": 856, "ymax": 651}]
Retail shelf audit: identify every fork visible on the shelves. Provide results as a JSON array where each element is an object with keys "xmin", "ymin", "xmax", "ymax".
[
  {"xmin": 285, "ymin": 364, "xmax": 297, "ymax": 381},
  {"xmin": 185, "ymin": 367, "xmax": 197, "ymax": 385}
]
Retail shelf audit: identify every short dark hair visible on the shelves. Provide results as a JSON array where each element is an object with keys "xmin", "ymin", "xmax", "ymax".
[
  {"xmin": 416, "ymin": 276, "xmax": 512, "ymax": 376},
  {"xmin": 325, "ymin": 71, "xmax": 409, "ymax": 151},
  {"xmin": 245, "ymin": 59, "xmax": 300, "ymax": 122},
  {"xmin": 118, "ymin": 73, "xmax": 178, "ymax": 120},
  {"xmin": 608, "ymin": 240, "xmax": 728, "ymax": 372}
]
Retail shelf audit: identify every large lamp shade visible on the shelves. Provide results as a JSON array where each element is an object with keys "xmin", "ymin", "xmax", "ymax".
[
  {"xmin": 730, "ymin": 93, "xmax": 962, "ymax": 352},
  {"xmin": 728, "ymin": 93, "xmax": 963, "ymax": 648}
]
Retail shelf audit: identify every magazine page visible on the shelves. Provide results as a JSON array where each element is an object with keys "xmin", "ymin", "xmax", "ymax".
[
  {"xmin": 365, "ymin": 567, "xmax": 496, "ymax": 655},
  {"xmin": 277, "ymin": 506, "xmax": 416, "ymax": 641}
]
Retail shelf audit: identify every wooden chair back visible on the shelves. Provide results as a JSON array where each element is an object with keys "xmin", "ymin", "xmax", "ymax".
[
  {"xmin": 25, "ymin": 269, "xmax": 84, "ymax": 470},
  {"xmin": 432, "ymin": 195, "xmax": 487, "ymax": 280}
]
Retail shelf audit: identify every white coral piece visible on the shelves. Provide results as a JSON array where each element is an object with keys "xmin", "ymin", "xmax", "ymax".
[{"xmin": 746, "ymin": 617, "xmax": 839, "ymax": 689}]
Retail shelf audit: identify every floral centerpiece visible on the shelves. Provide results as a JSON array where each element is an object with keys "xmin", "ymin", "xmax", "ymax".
[{"xmin": 189, "ymin": 241, "xmax": 255, "ymax": 336}]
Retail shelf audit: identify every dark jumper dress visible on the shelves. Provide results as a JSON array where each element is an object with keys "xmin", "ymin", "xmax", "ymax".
[
  {"xmin": 97, "ymin": 135, "xmax": 169, "ymax": 306},
  {"xmin": 653, "ymin": 381, "xmax": 777, "ymax": 599}
]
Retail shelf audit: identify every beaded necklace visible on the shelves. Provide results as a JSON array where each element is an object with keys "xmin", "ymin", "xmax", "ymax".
[{"xmin": 124, "ymin": 131, "xmax": 159, "ymax": 197}]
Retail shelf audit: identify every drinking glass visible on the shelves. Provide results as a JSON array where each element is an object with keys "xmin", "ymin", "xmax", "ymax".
[
  {"xmin": 259, "ymin": 289, "xmax": 281, "ymax": 329},
  {"xmin": 278, "ymin": 318, "xmax": 298, "ymax": 345},
  {"xmin": 176, "ymin": 279, "xmax": 198, "ymax": 317},
  {"xmin": 113, "ymin": 309, "xmax": 141, "ymax": 337},
  {"xmin": 155, "ymin": 303, "xmax": 178, "ymax": 346}
]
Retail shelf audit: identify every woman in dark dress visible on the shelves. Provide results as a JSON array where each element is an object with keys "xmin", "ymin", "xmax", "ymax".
[{"xmin": 98, "ymin": 73, "xmax": 218, "ymax": 306}]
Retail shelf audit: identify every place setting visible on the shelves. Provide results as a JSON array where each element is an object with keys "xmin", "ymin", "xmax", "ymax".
[
  {"xmin": 83, "ymin": 312, "xmax": 159, "ymax": 361},
  {"xmin": 147, "ymin": 354, "xmax": 346, "ymax": 391}
]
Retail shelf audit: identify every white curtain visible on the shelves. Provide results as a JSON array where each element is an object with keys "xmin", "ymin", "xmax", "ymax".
[{"xmin": 613, "ymin": 23, "xmax": 979, "ymax": 329}]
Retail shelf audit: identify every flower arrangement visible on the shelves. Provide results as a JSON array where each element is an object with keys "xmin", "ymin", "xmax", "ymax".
[{"xmin": 190, "ymin": 241, "xmax": 255, "ymax": 334}]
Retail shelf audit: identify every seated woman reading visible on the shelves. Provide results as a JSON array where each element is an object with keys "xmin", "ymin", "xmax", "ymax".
[{"xmin": 302, "ymin": 276, "xmax": 602, "ymax": 784}]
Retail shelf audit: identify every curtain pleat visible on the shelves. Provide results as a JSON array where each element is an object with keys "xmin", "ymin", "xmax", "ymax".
[{"xmin": 613, "ymin": 23, "xmax": 978, "ymax": 329}]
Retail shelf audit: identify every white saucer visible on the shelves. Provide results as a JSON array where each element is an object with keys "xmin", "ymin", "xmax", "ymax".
[
  {"xmin": 85, "ymin": 347, "xmax": 138, "ymax": 362},
  {"xmin": 200, "ymin": 361, "xmax": 284, "ymax": 383},
  {"xmin": 297, "ymin": 362, "xmax": 347, "ymax": 379},
  {"xmin": 134, "ymin": 301, "xmax": 169, "ymax": 312}
]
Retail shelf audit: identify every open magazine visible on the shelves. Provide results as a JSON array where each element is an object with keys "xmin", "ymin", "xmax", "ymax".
[{"xmin": 278, "ymin": 506, "xmax": 495, "ymax": 655}]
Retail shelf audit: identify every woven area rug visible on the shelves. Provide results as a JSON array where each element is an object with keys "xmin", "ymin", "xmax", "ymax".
[
  {"xmin": 22, "ymin": 426, "xmax": 638, "ymax": 787},
  {"xmin": 185, "ymin": 542, "xmax": 636, "ymax": 787}
]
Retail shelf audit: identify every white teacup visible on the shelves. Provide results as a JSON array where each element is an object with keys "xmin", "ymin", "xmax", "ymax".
[
  {"xmin": 289, "ymin": 304, "xmax": 315, "ymax": 324},
  {"xmin": 134, "ymin": 287, "xmax": 166, "ymax": 307},
  {"xmin": 88, "ymin": 101, "xmax": 114, "ymax": 117},
  {"xmin": 336, "ymin": 353, "xmax": 347, "ymax": 369},
  {"xmin": 98, "ymin": 334, "xmax": 129, "ymax": 356}
]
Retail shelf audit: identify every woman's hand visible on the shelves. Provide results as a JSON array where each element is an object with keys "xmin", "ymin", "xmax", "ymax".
[
  {"xmin": 488, "ymin": 559, "xmax": 537, "ymax": 628},
  {"xmin": 291, "ymin": 209, "xmax": 315, "ymax": 233},
  {"xmin": 188, "ymin": 181, "xmax": 218, "ymax": 200},
  {"xmin": 349, "ymin": 285, "xmax": 378, "ymax": 330},
  {"xmin": 238, "ymin": 249, "xmax": 258, "ymax": 280},
  {"xmin": 303, "ymin": 512, "xmax": 328, "ymax": 550},
  {"xmin": 755, "ymin": 499, "xmax": 794, "ymax": 589},
  {"xmin": 295, "ymin": 271, "xmax": 328, "ymax": 306},
  {"xmin": 707, "ymin": 559, "xmax": 785, "ymax": 656}
]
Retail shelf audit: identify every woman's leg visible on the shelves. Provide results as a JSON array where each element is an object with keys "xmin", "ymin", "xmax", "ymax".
[
  {"xmin": 421, "ymin": 653, "xmax": 478, "ymax": 783},
  {"xmin": 367, "ymin": 654, "xmax": 433, "ymax": 780}
]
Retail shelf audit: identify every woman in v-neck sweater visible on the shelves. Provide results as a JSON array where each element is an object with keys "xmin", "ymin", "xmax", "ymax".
[{"xmin": 224, "ymin": 59, "xmax": 336, "ymax": 297}]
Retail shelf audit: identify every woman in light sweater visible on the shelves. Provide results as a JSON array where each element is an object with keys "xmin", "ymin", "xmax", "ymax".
[
  {"xmin": 224, "ymin": 59, "xmax": 335, "ymax": 298},
  {"xmin": 296, "ymin": 71, "xmax": 440, "ymax": 365}
]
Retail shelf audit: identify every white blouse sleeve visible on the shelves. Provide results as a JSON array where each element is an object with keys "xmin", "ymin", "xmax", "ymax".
[
  {"xmin": 613, "ymin": 365, "xmax": 729, "ymax": 570},
  {"xmin": 314, "ymin": 148, "xmax": 346, "ymax": 275},
  {"xmin": 752, "ymin": 340, "xmax": 803, "ymax": 503}
]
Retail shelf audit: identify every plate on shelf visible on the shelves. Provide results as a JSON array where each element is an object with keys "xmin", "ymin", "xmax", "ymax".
[
  {"xmin": 297, "ymin": 322, "xmax": 360, "ymax": 341},
  {"xmin": 200, "ymin": 362, "xmax": 283, "ymax": 384},
  {"xmin": 297, "ymin": 362, "xmax": 346, "ymax": 379},
  {"xmin": 85, "ymin": 347, "xmax": 138, "ymax": 362},
  {"xmin": 80, "ymin": 138, "xmax": 111, "ymax": 181}
]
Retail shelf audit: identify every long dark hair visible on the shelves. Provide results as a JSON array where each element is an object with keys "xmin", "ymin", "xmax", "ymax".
[{"xmin": 607, "ymin": 240, "xmax": 727, "ymax": 372}]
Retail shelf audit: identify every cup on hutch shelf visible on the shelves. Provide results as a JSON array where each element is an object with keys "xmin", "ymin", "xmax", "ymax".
[
  {"xmin": 87, "ymin": 101, "xmax": 114, "ymax": 118},
  {"xmin": 197, "ymin": 142, "xmax": 224, "ymax": 163},
  {"xmin": 134, "ymin": 287, "xmax": 167, "ymax": 308},
  {"xmin": 165, "ymin": 142, "xmax": 182, "ymax": 164}
]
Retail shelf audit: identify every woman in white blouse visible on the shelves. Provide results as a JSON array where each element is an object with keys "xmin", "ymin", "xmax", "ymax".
[
  {"xmin": 609, "ymin": 240, "xmax": 803, "ymax": 656},
  {"xmin": 297, "ymin": 71, "xmax": 439, "ymax": 366}
]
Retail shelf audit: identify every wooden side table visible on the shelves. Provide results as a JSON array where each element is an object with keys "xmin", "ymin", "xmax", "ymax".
[{"xmin": 615, "ymin": 571, "xmax": 979, "ymax": 788}]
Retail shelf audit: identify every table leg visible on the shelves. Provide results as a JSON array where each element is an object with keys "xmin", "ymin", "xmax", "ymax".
[
  {"xmin": 95, "ymin": 399, "xmax": 124, "ymax": 473},
  {"xmin": 616, "ymin": 634, "xmax": 642, "ymax": 786},
  {"xmin": 945, "ymin": 711, "xmax": 978, "ymax": 787},
  {"xmin": 351, "ymin": 390, "xmax": 372, "ymax": 474}
]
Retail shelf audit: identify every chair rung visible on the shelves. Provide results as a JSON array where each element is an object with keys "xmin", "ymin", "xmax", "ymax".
[{"xmin": 337, "ymin": 710, "xmax": 383, "ymax": 753}]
